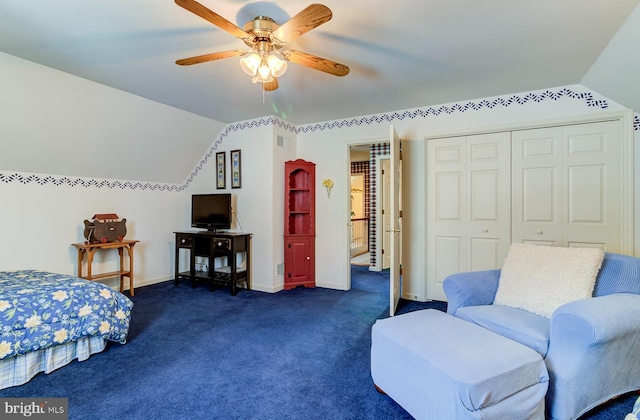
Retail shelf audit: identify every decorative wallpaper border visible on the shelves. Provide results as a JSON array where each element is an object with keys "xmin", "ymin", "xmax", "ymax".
[
  {"xmin": 297, "ymin": 88, "xmax": 610, "ymax": 133},
  {"xmin": 0, "ymin": 116, "xmax": 297, "ymax": 192},
  {"xmin": 0, "ymin": 173, "xmax": 182, "ymax": 191},
  {"xmin": 2, "ymin": 87, "xmax": 633, "ymax": 191},
  {"xmin": 367, "ymin": 143, "xmax": 391, "ymax": 267},
  {"xmin": 182, "ymin": 116, "xmax": 296, "ymax": 190},
  {"xmin": 350, "ymin": 161, "xmax": 370, "ymax": 217}
]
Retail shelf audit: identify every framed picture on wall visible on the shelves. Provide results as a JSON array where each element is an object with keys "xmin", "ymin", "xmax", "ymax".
[
  {"xmin": 216, "ymin": 151, "xmax": 226, "ymax": 189},
  {"xmin": 231, "ymin": 149, "xmax": 241, "ymax": 189}
]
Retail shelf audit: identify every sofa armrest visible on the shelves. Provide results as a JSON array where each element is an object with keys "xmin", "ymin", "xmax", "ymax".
[
  {"xmin": 545, "ymin": 293, "xmax": 640, "ymax": 419},
  {"xmin": 550, "ymin": 293, "xmax": 640, "ymax": 345},
  {"xmin": 443, "ymin": 269, "xmax": 501, "ymax": 315}
]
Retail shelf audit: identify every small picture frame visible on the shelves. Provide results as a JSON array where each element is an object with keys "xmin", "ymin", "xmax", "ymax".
[
  {"xmin": 231, "ymin": 149, "xmax": 241, "ymax": 189},
  {"xmin": 216, "ymin": 152, "xmax": 226, "ymax": 189}
]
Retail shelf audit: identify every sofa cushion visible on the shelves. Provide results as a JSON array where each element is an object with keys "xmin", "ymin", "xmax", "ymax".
[
  {"xmin": 456, "ymin": 305, "xmax": 551, "ymax": 357},
  {"xmin": 593, "ymin": 252, "xmax": 640, "ymax": 297},
  {"xmin": 493, "ymin": 243, "xmax": 604, "ymax": 318}
]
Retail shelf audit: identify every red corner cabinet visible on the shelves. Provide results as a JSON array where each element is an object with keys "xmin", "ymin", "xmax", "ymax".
[{"xmin": 284, "ymin": 159, "xmax": 316, "ymax": 290}]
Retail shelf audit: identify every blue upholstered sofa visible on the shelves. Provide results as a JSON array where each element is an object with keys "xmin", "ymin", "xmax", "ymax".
[{"xmin": 444, "ymin": 252, "xmax": 640, "ymax": 420}]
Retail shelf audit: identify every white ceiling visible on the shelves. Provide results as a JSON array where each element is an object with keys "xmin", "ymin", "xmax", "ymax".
[{"xmin": 1, "ymin": 0, "xmax": 639, "ymax": 126}]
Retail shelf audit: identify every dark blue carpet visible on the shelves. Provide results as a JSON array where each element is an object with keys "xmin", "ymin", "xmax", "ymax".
[{"xmin": 0, "ymin": 265, "xmax": 635, "ymax": 419}]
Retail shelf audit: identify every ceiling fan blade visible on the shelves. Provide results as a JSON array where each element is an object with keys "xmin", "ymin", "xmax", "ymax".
[
  {"xmin": 176, "ymin": 50, "xmax": 245, "ymax": 66},
  {"xmin": 263, "ymin": 78, "xmax": 279, "ymax": 92},
  {"xmin": 283, "ymin": 50, "xmax": 350, "ymax": 76},
  {"xmin": 175, "ymin": 0, "xmax": 251, "ymax": 40},
  {"xmin": 272, "ymin": 4, "xmax": 332, "ymax": 44}
]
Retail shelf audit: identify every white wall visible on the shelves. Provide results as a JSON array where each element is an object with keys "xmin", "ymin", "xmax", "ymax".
[
  {"xmin": 297, "ymin": 85, "xmax": 637, "ymax": 300},
  {"xmin": 1, "ymin": 60, "xmax": 638, "ymax": 301},
  {"xmin": 272, "ymin": 125, "xmax": 298, "ymax": 287},
  {"xmin": 0, "ymin": 176, "xmax": 182, "ymax": 290},
  {"xmin": 181, "ymin": 117, "xmax": 297, "ymax": 293},
  {"xmin": 0, "ymin": 52, "xmax": 224, "ymax": 291},
  {"xmin": 581, "ymin": 4, "xmax": 640, "ymax": 114},
  {"xmin": 0, "ymin": 51, "xmax": 224, "ymax": 184}
]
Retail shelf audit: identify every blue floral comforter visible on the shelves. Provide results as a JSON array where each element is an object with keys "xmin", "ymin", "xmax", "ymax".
[{"xmin": 0, "ymin": 270, "xmax": 133, "ymax": 360}]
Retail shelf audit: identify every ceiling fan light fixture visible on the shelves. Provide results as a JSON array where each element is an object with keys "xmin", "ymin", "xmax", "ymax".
[
  {"xmin": 254, "ymin": 61, "xmax": 274, "ymax": 83},
  {"xmin": 267, "ymin": 52, "xmax": 287, "ymax": 78},
  {"xmin": 240, "ymin": 53, "xmax": 261, "ymax": 76},
  {"xmin": 175, "ymin": 1, "xmax": 349, "ymax": 92}
]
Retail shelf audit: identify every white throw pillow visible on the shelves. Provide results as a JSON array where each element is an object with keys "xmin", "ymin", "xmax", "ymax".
[{"xmin": 493, "ymin": 243, "xmax": 604, "ymax": 318}]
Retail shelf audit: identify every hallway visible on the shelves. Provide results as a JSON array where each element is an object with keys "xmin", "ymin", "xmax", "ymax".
[{"xmin": 351, "ymin": 252, "xmax": 370, "ymax": 266}]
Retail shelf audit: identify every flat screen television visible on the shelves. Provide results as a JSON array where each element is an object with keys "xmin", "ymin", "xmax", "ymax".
[{"xmin": 191, "ymin": 193, "xmax": 232, "ymax": 231}]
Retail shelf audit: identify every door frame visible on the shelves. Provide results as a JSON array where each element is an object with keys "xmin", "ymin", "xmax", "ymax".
[
  {"xmin": 389, "ymin": 125, "xmax": 402, "ymax": 316},
  {"xmin": 375, "ymin": 154, "xmax": 391, "ymax": 271},
  {"xmin": 349, "ymin": 173, "xmax": 367, "ymax": 257},
  {"xmin": 345, "ymin": 139, "xmax": 390, "ymax": 289}
]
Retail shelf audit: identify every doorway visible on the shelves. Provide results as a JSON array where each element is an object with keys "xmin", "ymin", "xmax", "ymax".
[
  {"xmin": 347, "ymin": 128, "xmax": 402, "ymax": 316},
  {"xmin": 348, "ymin": 142, "xmax": 391, "ymax": 283},
  {"xmin": 350, "ymin": 173, "xmax": 368, "ymax": 260}
]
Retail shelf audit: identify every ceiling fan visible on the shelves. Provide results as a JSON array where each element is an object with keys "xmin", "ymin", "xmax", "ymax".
[{"xmin": 174, "ymin": 0, "xmax": 350, "ymax": 92}]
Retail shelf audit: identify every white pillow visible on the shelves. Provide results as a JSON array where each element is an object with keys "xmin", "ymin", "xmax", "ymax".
[{"xmin": 493, "ymin": 243, "xmax": 604, "ymax": 318}]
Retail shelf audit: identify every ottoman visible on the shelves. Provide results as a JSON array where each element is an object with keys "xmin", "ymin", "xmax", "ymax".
[{"xmin": 371, "ymin": 309, "xmax": 548, "ymax": 419}]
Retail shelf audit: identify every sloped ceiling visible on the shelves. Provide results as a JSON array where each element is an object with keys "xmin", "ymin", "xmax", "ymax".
[
  {"xmin": 1, "ymin": 0, "xmax": 639, "ymax": 126},
  {"xmin": 581, "ymin": 4, "xmax": 640, "ymax": 112}
]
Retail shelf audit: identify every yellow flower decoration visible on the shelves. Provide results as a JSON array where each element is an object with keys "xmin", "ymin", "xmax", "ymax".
[
  {"xmin": 54, "ymin": 329, "xmax": 68, "ymax": 344},
  {"xmin": 0, "ymin": 341, "xmax": 12, "ymax": 358},
  {"xmin": 78, "ymin": 304, "xmax": 92, "ymax": 317},
  {"xmin": 322, "ymin": 178, "xmax": 334, "ymax": 198},
  {"xmin": 52, "ymin": 291, "xmax": 68, "ymax": 302},
  {"xmin": 24, "ymin": 314, "xmax": 42, "ymax": 328}
]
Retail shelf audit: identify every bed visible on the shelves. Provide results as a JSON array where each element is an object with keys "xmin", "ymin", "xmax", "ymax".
[{"xmin": 0, "ymin": 270, "xmax": 133, "ymax": 389}]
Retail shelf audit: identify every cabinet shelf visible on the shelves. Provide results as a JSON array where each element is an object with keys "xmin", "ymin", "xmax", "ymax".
[
  {"xmin": 174, "ymin": 231, "xmax": 252, "ymax": 296},
  {"xmin": 178, "ymin": 270, "xmax": 209, "ymax": 279}
]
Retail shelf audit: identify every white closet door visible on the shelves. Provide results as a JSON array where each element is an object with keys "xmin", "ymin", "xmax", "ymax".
[
  {"xmin": 427, "ymin": 137, "xmax": 466, "ymax": 301},
  {"xmin": 427, "ymin": 133, "xmax": 510, "ymax": 301},
  {"xmin": 512, "ymin": 127, "xmax": 563, "ymax": 246},
  {"xmin": 467, "ymin": 133, "xmax": 512, "ymax": 270},
  {"xmin": 562, "ymin": 121, "xmax": 620, "ymax": 250},
  {"xmin": 512, "ymin": 120, "xmax": 620, "ymax": 251}
]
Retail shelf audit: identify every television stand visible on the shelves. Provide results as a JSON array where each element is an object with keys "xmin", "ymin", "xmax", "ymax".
[{"xmin": 174, "ymin": 231, "xmax": 252, "ymax": 295}]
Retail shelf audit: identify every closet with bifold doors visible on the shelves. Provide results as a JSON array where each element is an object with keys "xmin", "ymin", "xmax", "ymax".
[
  {"xmin": 511, "ymin": 121, "xmax": 621, "ymax": 249},
  {"xmin": 426, "ymin": 119, "xmax": 628, "ymax": 301},
  {"xmin": 427, "ymin": 132, "xmax": 512, "ymax": 301}
]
